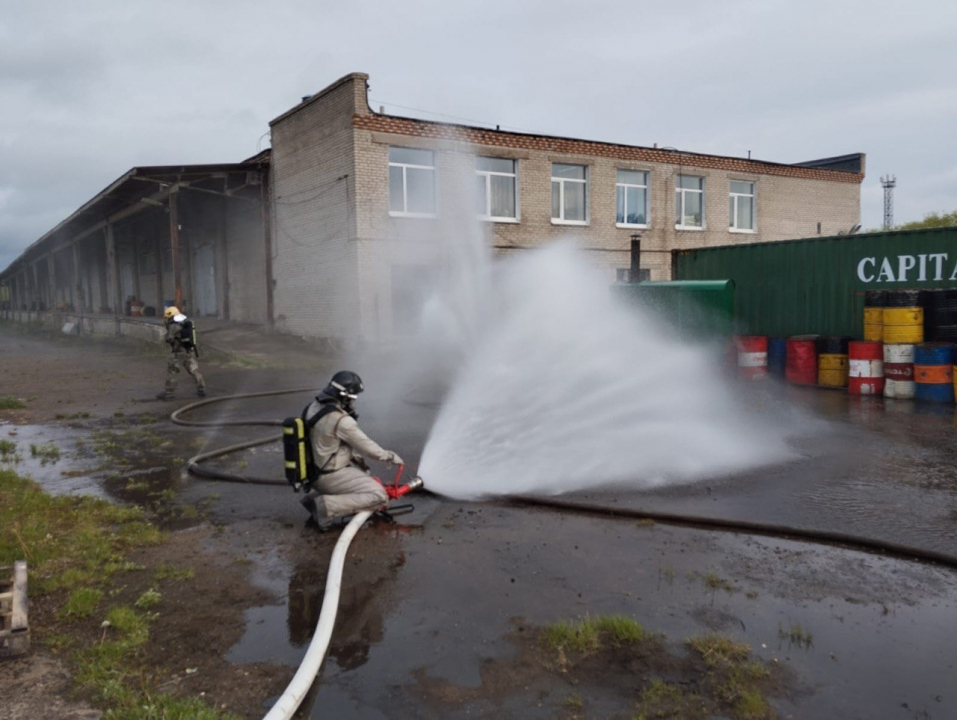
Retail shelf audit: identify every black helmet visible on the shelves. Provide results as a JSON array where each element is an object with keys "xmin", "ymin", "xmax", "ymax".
[{"xmin": 318, "ymin": 371, "xmax": 364, "ymax": 412}]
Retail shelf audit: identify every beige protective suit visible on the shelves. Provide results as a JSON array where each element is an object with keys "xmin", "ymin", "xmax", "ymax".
[
  {"xmin": 164, "ymin": 320, "xmax": 205, "ymax": 395},
  {"xmin": 304, "ymin": 399, "xmax": 400, "ymax": 518}
]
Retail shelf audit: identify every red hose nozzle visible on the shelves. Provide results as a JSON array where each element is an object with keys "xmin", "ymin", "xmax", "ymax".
[{"xmin": 386, "ymin": 476, "xmax": 424, "ymax": 499}]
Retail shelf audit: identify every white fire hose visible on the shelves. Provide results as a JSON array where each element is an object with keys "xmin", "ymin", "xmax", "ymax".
[{"xmin": 261, "ymin": 509, "xmax": 373, "ymax": 720}]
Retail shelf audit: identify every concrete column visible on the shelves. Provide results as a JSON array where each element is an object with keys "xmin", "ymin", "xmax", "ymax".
[
  {"xmin": 47, "ymin": 252, "xmax": 56, "ymax": 312},
  {"xmin": 72, "ymin": 240, "xmax": 83, "ymax": 317},
  {"xmin": 170, "ymin": 190, "xmax": 182, "ymax": 309},
  {"xmin": 154, "ymin": 229, "xmax": 164, "ymax": 315},
  {"xmin": 31, "ymin": 262, "xmax": 40, "ymax": 314},
  {"xmin": 217, "ymin": 196, "xmax": 229, "ymax": 320},
  {"xmin": 105, "ymin": 224, "xmax": 121, "ymax": 334}
]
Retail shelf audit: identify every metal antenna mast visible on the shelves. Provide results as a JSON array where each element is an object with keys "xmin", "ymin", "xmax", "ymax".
[{"xmin": 881, "ymin": 175, "xmax": 896, "ymax": 230}]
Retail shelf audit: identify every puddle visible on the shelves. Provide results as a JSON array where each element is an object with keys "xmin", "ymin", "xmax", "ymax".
[{"xmin": 0, "ymin": 418, "xmax": 208, "ymax": 529}]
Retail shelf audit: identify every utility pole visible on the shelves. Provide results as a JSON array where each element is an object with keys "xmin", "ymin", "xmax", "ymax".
[{"xmin": 881, "ymin": 175, "xmax": 896, "ymax": 230}]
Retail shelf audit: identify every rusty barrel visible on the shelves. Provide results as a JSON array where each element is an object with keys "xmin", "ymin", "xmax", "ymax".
[
  {"xmin": 735, "ymin": 335, "xmax": 768, "ymax": 381},
  {"xmin": 883, "ymin": 343, "xmax": 915, "ymax": 399},
  {"xmin": 848, "ymin": 341, "xmax": 884, "ymax": 396},
  {"xmin": 786, "ymin": 336, "xmax": 818, "ymax": 386},
  {"xmin": 914, "ymin": 342, "xmax": 955, "ymax": 403}
]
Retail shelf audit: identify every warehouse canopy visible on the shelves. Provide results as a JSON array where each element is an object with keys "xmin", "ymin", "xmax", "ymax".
[{"xmin": 1, "ymin": 157, "xmax": 269, "ymax": 278}]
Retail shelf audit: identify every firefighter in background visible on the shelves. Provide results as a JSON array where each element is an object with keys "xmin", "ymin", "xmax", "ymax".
[
  {"xmin": 300, "ymin": 371, "xmax": 404, "ymax": 529},
  {"xmin": 156, "ymin": 306, "xmax": 206, "ymax": 400}
]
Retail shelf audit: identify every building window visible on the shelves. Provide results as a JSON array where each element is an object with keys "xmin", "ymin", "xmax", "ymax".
[
  {"xmin": 729, "ymin": 180, "xmax": 755, "ymax": 232},
  {"xmin": 389, "ymin": 147, "xmax": 436, "ymax": 217},
  {"xmin": 551, "ymin": 163, "xmax": 588, "ymax": 224},
  {"xmin": 616, "ymin": 169, "xmax": 649, "ymax": 227},
  {"xmin": 675, "ymin": 175, "xmax": 705, "ymax": 229},
  {"xmin": 476, "ymin": 157, "xmax": 518, "ymax": 221}
]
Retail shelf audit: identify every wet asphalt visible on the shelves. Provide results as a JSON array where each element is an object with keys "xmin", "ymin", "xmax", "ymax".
[{"xmin": 6, "ymin": 368, "xmax": 957, "ymax": 719}]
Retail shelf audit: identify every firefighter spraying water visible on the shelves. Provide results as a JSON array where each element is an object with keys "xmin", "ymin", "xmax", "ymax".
[{"xmin": 283, "ymin": 371, "xmax": 423, "ymax": 531}]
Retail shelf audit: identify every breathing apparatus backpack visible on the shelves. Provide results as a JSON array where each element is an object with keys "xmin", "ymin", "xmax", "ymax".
[
  {"xmin": 282, "ymin": 403, "xmax": 339, "ymax": 491},
  {"xmin": 179, "ymin": 318, "xmax": 198, "ymax": 356}
]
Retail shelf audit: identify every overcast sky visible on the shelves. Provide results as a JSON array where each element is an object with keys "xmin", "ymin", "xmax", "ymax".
[{"xmin": 2, "ymin": 0, "xmax": 956, "ymax": 270}]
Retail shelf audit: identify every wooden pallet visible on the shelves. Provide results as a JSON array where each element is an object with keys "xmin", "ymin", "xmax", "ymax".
[{"xmin": 0, "ymin": 561, "xmax": 29, "ymax": 659}]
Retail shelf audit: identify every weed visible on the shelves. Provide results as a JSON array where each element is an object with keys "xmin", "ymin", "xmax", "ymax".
[
  {"xmin": 55, "ymin": 412, "xmax": 91, "ymax": 420},
  {"xmin": 60, "ymin": 588, "xmax": 104, "ymax": 619},
  {"xmin": 154, "ymin": 564, "xmax": 195, "ymax": 583},
  {"xmin": 636, "ymin": 518, "xmax": 655, "ymax": 527},
  {"xmin": 542, "ymin": 614, "xmax": 646, "ymax": 657},
  {"xmin": 0, "ymin": 439, "xmax": 17, "ymax": 460},
  {"xmin": 745, "ymin": 590, "xmax": 759, "ymax": 600},
  {"xmin": 732, "ymin": 688, "xmax": 773, "ymax": 720},
  {"xmin": 563, "ymin": 691, "xmax": 583, "ymax": 711},
  {"xmin": 236, "ymin": 459, "xmax": 249, "ymax": 471},
  {"xmin": 686, "ymin": 634, "xmax": 751, "ymax": 669},
  {"xmin": 0, "ymin": 396, "xmax": 26, "ymax": 410},
  {"xmin": 659, "ymin": 565, "xmax": 675, "ymax": 583},
  {"xmin": 636, "ymin": 679, "xmax": 708, "ymax": 719},
  {"xmin": 125, "ymin": 478, "xmax": 149, "ymax": 492},
  {"xmin": 778, "ymin": 623, "xmax": 813, "ymax": 648},
  {"xmin": 701, "ymin": 571, "xmax": 736, "ymax": 594},
  {"xmin": 106, "ymin": 606, "xmax": 150, "ymax": 647},
  {"xmin": 134, "ymin": 588, "xmax": 162, "ymax": 610},
  {"xmin": 30, "ymin": 442, "xmax": 61, "ymax": 465}
]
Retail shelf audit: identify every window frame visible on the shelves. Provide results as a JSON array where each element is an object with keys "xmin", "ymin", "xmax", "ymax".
[
  {"xmin": 615, "ymin": 169, "xmax": 650, "ymax": 229},
  {"xmin": 388, "ymin": 147, "xmax": 438, "ymax": 218},
  {"xmin": 550, "ymin": 163, "xmax": 589, "ymax": 226},
  {"xmin": 729, "ymin": 179, "xmax": 757, "ymax": 233},
  {"xmin": 675, "ymin": 174, "xmax": 706, "ymax": 230},
  {"xmin": 476, "ymin": 157, "xmax": 520, "ymax": 223}
]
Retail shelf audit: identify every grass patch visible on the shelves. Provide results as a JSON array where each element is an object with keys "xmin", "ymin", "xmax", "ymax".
[
  {"xmin": 778, "ymin": 623, "xmax": 813, "ymax": 648},
  {"xmin": 686, "ymin": 634, "xmax": 751, "ymax": 670},
  {"xmin": 0, "ymin": 469, "xmax": 163, "ymax": 594},
  {"xmin": 29, "ymin": 441, "xmax": 61, "ymax": 465},
  {"xmin": 134, "ymin": 588, "xmax": 162, "ymax": 610},
  {"xmin": 542, "ymin": 614, "xmax": 646, "ymax": 658},
  {"xmin": 0, "ymin": 468, "xmax": 232, "ymax": 719},
  {"xmin": 0, "ymin": 395, "xmax": 26, "ymax": 410},
  {"xmin": 154, "ymin": 564, "xmax": 195, "ymax": 583},
  {"xmin": 0, "ymin": 439, "xmax": 19, "ymax": 462},
  {"xmin": 700, "ymin": 571, "xmax": 736, "ymax": 594},
  {"xmin": 60, "ymin": 587, "xmax": 104, "ymax": 619},
  {"xmin": 56, "ymin": 411, "xmax": 91, "ymax": 420}
]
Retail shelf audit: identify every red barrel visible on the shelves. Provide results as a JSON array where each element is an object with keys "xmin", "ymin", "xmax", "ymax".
[
  {"xmin": 735, "ymin": 335, "xmax": 768, "ymax": 381},
  {"xmin": 786, "ymin": 338, "xmax": 818, "ymax": 385},
  {"xmin": 848, "ymin": 341, "xmax": 884, "ymax": 395}
]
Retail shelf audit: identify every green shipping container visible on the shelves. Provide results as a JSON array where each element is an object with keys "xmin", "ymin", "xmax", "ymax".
[
  {"xmin": 672, "ymin": 227, "xmax": 957, "ymax": 338},
  {"xmin": 612, "ymin": 279, "xmax": 735, "ymax": 340}
]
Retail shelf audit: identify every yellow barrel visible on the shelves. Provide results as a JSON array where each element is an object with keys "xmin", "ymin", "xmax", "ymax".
[
  {"xmin": 818, "ymin": 353, "xmax": 849, "ymax": 387},
  {"xmin": 863, "ymin": 307, "xmax": 883, "ymax": 342},
  {"xmin": 883, "ymin": 307, "xmax": 924, "ymax": 344}
]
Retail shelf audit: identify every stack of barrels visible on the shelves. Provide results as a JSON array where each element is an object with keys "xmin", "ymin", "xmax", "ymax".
[
  {"xmin": 879, "ymin": 290, "xmax": 922, "ymax": 399},
  {"xmin": 730, "ymin": 287, "xmax": 957, "ymax": 406}
]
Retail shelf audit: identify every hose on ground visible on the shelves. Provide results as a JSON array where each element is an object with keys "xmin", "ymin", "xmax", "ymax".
[
  {"xmin": 505, "ymin": 495, "xmax": 957, "ymax": 570},
  {"xmin": 170, "ymin": 389, "xmax": 957, "ymax": 570},
  {"xmin": 262, "ymin": 509, "xmax": 374, "ymax": 720}
]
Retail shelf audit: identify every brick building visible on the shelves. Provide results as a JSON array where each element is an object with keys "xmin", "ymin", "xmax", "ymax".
[
  {"xmin": 1, "ymin": 71, "xmax": 863, "ymax": 345},
  {"xmin": 268, "ymin": 72, "xmax": 863, "ymax": 343}
]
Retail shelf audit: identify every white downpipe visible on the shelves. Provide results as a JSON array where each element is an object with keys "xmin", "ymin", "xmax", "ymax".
[{"xmin": 262, "ymin": 510, "xmax": 374, "ymax": 720}]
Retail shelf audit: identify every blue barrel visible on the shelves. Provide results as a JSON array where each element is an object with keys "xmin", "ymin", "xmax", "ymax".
[
  {"xmin": 913, "ymin": 343, "xmax": 955, "ymax": 403},
  {"xmin": 767, "ymin": 337, "xmax": 787, "ymax": 378}
]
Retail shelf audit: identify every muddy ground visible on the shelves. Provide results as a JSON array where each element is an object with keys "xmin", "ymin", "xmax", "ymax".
[{"xmin": 2, "ymin": 320, "xmax": 957, "ymax": 719}]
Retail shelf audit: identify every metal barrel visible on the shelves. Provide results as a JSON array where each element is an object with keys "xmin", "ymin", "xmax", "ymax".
[
  {"xmin": 883, "ymin": 307, "xmax": 924, "ymax": 344},
  {"xmin": 883, "ymin": 343, "xmax": 915, "ymax": 399},
  {"xmin": 735, "ymin": 335, "xmax": 768, "ymax": 381},
  {"xmin": 863, "ymin": 291, "xmax": 886, "ymax": 342},
  {"xmin": 922, "ymin": 289, "xmax": 957, "ymax": 342},
  {"xmin": 818, "ymin": 353, "xmax": 849, "ymax": 387},
  {"xmin": 786, "ymin": 337, "xmax": 818, "ymax": 385},
  {"xmin": 767, "ymin": 337, "xmax": 787, "ymax": 378},
  {"xmin": 848, "ymin": 341, "xmax": 884, "ymax": 396},
  {"xmin": 914, "ymin": 342, "xmax": 955, "ymax": 403}
]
